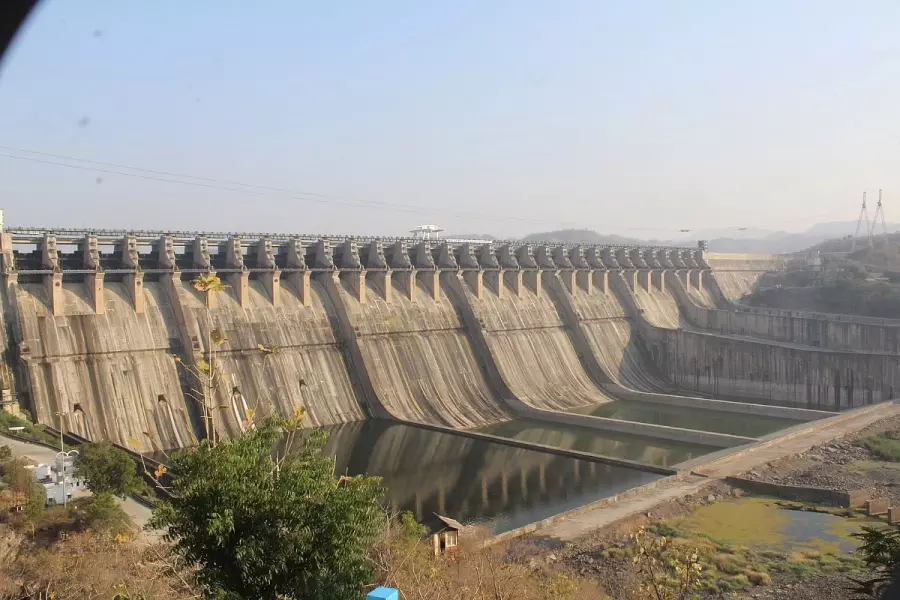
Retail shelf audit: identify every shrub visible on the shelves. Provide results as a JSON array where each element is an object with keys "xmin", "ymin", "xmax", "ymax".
[
  {"xmin": 74, "ymin": 492, "xmax": 134, "ymax": 536},
  {"xmin": 150, "ymin": 417, "xmax": 386, "ymax": 600},
  {"xmin": 859, "ymin": 432, "xmax": 900, "ymax": 462},
  {"xmin": 0, "ymin": 411, "xmax": 59, "ymax": 447},
  {"xmin": 76, "ymin": 441, "xmax": 143, "ymax": 498}
]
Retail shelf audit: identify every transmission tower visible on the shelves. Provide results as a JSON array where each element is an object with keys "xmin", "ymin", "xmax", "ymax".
[
  {"xmin": 869, "ymin": 188, "xmax": 890, "ymax": 251},
  {"xmin": 851, "ymin": 191, "xmax": 872, "ymax": 253}
]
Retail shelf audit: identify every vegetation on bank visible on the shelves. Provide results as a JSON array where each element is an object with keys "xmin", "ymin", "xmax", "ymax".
[
  {"xmin": 859, "ymin": 431, "xmax": 900, "ymax": 462},
  {"xmin": 2, "ymin": 406, "xmax": 896, "ymax": 599},
  {"xmin": 744, "ymin": 266, "xmax": 900, "ymax": 319},
  {"xmin": 0, "ymin": 410, "xmax": 62, "ymax": 448},
  {"xmin": 599, "ymin": 502, "xmax": 866, "ymax": 597}
]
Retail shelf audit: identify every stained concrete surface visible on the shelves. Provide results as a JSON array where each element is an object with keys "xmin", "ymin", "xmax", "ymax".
[
  {"xmin": 14, "ymin": 282, "xmax": 194, "ymax": 451},
  {"xmin": 337, "ymin": 276, "xmax": 510, "ymax": 428},
  {"xmin": 180, "ymin": 278, "xmax": 366, "ymax": 436}
]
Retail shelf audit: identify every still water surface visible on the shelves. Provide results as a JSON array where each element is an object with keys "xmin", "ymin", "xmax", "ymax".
[
  {"xmin": 320, "ymin": 420, "xmax": 662, "ymax": 533},
  {"xmin": 571, "ymin": 400, "xmax": 796, "ymax": 437},
  {"xmin": 476, "ymin": 418, "xmax": 717, "ymax": 467}
]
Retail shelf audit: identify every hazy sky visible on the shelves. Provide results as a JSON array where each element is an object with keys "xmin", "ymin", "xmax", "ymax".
[{"xmin": 1, "ymin": 1, "xmax": 899, "ymax": 239}]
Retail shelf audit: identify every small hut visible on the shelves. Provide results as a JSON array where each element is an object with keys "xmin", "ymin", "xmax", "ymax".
[{"xmin": 430, "ymin": 514, "xmax": 462, "ymax": 556}]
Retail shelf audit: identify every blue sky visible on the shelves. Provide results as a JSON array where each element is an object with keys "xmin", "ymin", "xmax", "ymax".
[{"xmin": 1, "ymin": 1, "xmax": 899, "ymax": 238}]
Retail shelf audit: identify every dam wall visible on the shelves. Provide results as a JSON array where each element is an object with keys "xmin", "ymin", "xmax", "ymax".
[
  {"xmin": 641, "ymin": 324, "xmax": 900, "ymax": 408},
  {"xmin": 705, "ymin": 252, "xmax": 784, "ymax": 303},
  {"xmin": 177, "ymin": 275, "xmax": 367, "ymax": 437},
  {"xmin": 458, "ymin": 268, "xmax": 616, "ymax": 411},
  {"xmin": 12, "ymin": 279, "xmax": 194, "ymax": 451},
  {"xmin": 334, "ymin": 260, "xmax": 509, "ymax": 428},
  {"xmin": 556, "ymin": 273, "xmax": 673, "ymax": 393},
  {"xmin": 673, "ymin": 275, "xmax": 900, "ymax": 353},
  {"xmin": 1, "ymin": 227, "xmax": 887, "ymax": 448}
]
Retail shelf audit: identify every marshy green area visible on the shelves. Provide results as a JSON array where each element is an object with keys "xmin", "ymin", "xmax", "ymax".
[
  {"xmin": 604, "ymin": 497, "xmax": 872, "ymax": 594},
  {"xmin": 859, "ymin": 430, "xmax": 900, "ymax": 462}
]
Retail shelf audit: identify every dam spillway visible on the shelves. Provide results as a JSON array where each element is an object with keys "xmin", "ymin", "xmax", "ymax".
[{"xmin": 0, "ymin": 226, "xmax": 893, "ymax": 459}]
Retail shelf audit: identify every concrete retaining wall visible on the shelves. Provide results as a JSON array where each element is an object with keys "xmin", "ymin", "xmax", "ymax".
[
  {"xmin": 613, "ymin": 273, "xmax": 900, "ymax": 409},
  {"xmin": 490, "ymin": 473, "xmax": 684, "ymax": 544},
  {"xmin": 643, "ymin": 326, "xmax": 900, "ymax": 408},
  {"xmin": 601, "ymin": 384, "xmax": 831, "ymax": 421},
  {"xmin": 674, "ymin": 273, "xmax": 900, "ymax": 354},
  {"xmin": 725, "ymin": 476, "xmax": 868, "ymax": 508},
  {"xmin": 514, "ymin": 404, "xmax": 755, "ymax": 448}
]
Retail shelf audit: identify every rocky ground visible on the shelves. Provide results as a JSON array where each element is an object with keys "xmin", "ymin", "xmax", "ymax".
[
  {"xmin": 744, "ymin": 414, "xmax": 900, "ymax": 507},
  {"xmin": 511, "ymin": 415, "xmax": 900, "ymax": 599}
]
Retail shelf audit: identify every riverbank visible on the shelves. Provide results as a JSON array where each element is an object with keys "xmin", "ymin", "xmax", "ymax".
[{"xmin": 507, "ymin": 408, "xmax": 900, "ymax": 598}]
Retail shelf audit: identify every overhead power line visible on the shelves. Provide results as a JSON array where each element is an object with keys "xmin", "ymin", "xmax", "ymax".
[
  {"xmin": 0, "ymin": 145, "xmax": 689, "ymax": 233},
  {"xmin": 0, "ymin": 145, "xmax": 825, "ymax": 236}
]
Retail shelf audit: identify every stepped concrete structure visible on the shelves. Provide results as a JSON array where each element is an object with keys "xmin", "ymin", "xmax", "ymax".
[{"xmin": 0, "ymin": 227, "xmax": 893, "ymax": 455}]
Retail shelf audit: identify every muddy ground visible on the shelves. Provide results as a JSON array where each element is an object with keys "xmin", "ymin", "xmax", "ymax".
[{"xmin": 507, "ymin": 415, "xmax": 900, "ymax": 599}]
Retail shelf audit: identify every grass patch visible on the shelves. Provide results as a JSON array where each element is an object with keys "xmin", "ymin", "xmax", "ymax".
[{"xmin": 859, "ymin": 431, "xmax": 900, "ymax": 462}]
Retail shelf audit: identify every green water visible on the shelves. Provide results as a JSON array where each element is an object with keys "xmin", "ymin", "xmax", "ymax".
[
  {"xmin": 477, "ymin": 418, "xmax": 717, "ymax": 467},
  {"xmin": 677, "ymin": 497, "xmax": 872, "ymax": 554},
  {"xmin": 572, "ymin": 400, "xmax": 796, "ymax": 438}
]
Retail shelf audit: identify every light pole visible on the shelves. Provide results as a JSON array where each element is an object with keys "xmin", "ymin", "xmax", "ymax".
[
  {"xmin": 55, "ymin": 449, "xmax": 79, "ymax": 507},
  {"xmin": 53, "ymin": 409, "xmax": 81, "ymax": 507}
]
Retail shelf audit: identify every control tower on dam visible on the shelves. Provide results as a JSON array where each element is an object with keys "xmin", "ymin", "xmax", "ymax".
[{"xmin": 0, "ymin": 225, "xmax": 894, "ymax": 451}]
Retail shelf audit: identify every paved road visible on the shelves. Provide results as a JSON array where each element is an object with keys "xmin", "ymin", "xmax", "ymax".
[{"xmin": 0, "ymin": 433, "xmax": 154, "ymax": 531}]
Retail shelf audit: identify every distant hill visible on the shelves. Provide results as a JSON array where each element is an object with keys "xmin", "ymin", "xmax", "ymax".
[
  {"xmin": 522, "ymin": 228, "xmax": 651, "ymax": 245},
  {"xmin": 446, "ymin": 233, "xmax": 496, "ymax": 241},
  {"xmin": 453, "ymin": 221, "xmax": 900, "ymax": 254},
  {"xmin": 702, "ymin": 221, "xmax": 900, "ymax": 253}
]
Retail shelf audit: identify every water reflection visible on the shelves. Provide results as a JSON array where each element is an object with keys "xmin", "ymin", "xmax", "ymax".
[
  {"xmin": 319, "ymin": 420, "xmax": 662, "ymax": 533},
  {"xmin": 572, "ymin": 400, "xmax": 795, "ymax": 437},
  {"xmin": 477, "ymin": 418, "xmax": 717, "ymax": 467}
]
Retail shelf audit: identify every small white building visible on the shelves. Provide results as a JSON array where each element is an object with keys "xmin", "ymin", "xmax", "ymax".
[
  {"xmin": 25, "ymin": 452, "xmax": 85, "ymax": 505},
  {"xmin": 43, "ymin": 482, "xmax": 73, "ymax": 505},
  {"xmin": 30, "ymin": 463, "xmax": 52, "ymax": 481},
  {"xmin": 410, "ymin": 225, "xmax": 444, "ymax": 240}
]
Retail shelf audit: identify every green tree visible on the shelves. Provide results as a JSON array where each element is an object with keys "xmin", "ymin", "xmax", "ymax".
[
  {"xmin": 75, "ymin": 441, "xmax": 142, "ymax": 498},
  {"xmin": 150, "ymin": 416, "xmax": 385, "ymax": 600},
  {"xmin": 75, "ymin": 492, "xmax": 133, "ymax": 535},
  {"xmin": 850, "ymin": 526, "xmax": 900, "ymax": 598}
]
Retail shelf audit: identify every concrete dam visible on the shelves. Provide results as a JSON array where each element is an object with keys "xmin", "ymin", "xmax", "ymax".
[{"xmin": 0, "ymin": 227, "xmax": 895, "ymax": 460}]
